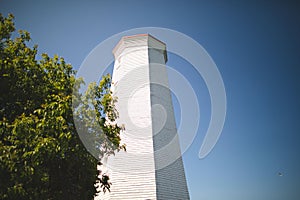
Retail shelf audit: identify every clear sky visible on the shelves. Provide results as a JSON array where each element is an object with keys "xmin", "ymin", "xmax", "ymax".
[{"xmin": 1, "ymin": 1, "xmax": 300, "ymax": 199}]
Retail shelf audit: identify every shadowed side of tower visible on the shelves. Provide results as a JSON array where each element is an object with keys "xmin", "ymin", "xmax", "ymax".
[
  {"xmin": 148, "ymin": 39, "xmax": 190, "ymax": 200},
  {"xmin": 97, "ymin": 34, "xmax": 189, "ymax": 200}
]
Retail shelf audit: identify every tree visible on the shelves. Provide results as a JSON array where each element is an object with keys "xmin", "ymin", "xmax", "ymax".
[{"xmin": 0, "ymin": 13, "xmax": 124, "ymax": 199}]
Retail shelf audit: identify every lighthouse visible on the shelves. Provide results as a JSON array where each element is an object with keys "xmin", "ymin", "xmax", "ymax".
[{"xmin": 97, "ymin": 34, "xmax": 190, "ymax": 200}]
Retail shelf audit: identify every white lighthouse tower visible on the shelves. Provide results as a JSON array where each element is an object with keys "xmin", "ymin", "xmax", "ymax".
[{"xmin": 98, "ymin": 34, "xmax": 190, "ymax": 200}]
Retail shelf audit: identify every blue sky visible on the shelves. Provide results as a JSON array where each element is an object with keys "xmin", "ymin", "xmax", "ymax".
[{"xmin": 1, "ymin": 1, "xmax": 300, "ymax": 199}]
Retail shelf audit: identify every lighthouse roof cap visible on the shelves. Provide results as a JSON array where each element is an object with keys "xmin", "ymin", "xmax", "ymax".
[
  {"xmin": 122, "ymin": 34, "xmax": 166, "ymax": 45},
  {"xmin": 112, "ymin": 34, "xmax": 167, "ymax": 62}
]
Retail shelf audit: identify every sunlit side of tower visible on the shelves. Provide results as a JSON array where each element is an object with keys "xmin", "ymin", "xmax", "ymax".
[{"xmin": 97, "ymin": 34, "xmax": 189, "ymax": 200}]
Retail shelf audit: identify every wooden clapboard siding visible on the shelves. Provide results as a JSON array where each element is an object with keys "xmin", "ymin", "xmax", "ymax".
[{"xmin": 96, "ymin": 34, "xmax": 189, "ymax": 200}]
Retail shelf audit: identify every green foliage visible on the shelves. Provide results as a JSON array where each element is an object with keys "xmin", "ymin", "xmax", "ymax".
[
  {"xmin": 74, "ymin": 79, "xmax": 125, "ymax": 158},
  {"xmin": 0, "ymin": 14, "xmax": 124, "ymax": 199}
]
